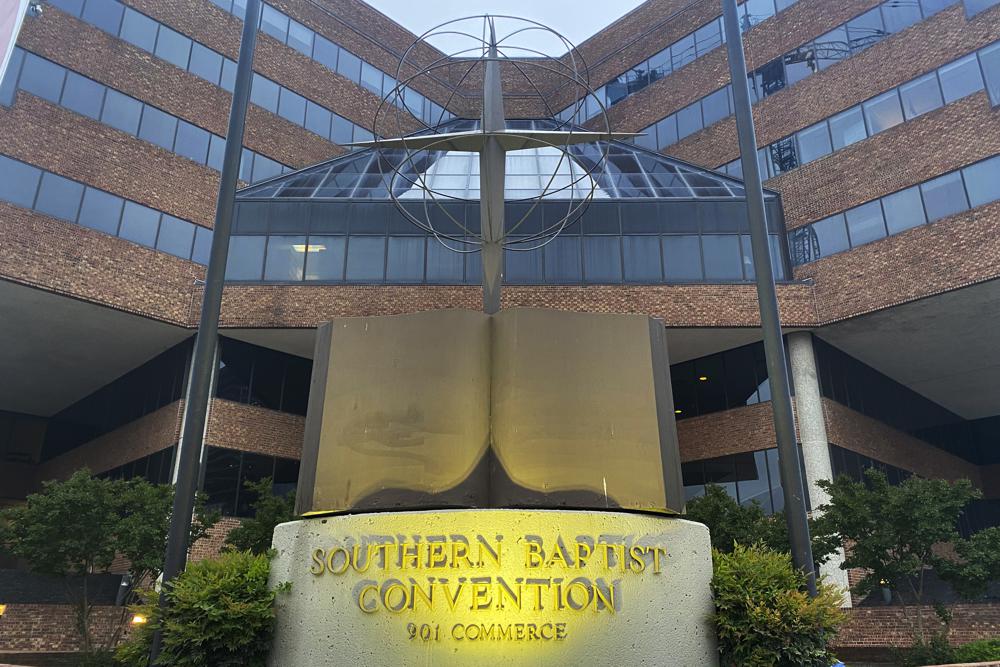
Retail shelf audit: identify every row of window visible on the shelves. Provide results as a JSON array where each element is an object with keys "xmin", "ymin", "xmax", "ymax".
[
  {"xmin": 0, "ymin": 154, "xmax": 212, "ymax": 265},
  {"xmin": 682, "ymin": 447, "xmax": 804, "ymax": 514},
  {"xmin": 202, "ymin": 446, "xmax": 299, "ymax": 517},
  {"xmin": 788, "ymin": 153, "xmax": 1000, "ymax": 265},
  {"xmin": 720, "ymin": 42, "xmax": 1000, "ymax": 179},
  {"xmin": 45, "ymin": 0, "xmax": 377, "ymax": 148},
  {"xmin": 98, "ymin": 446, "xmax": 177, "ymax": 486},
  {"xmin": 829, "ymin": 444, "xmax": 912, "ymax": 487},
  {"xmin": 0, "ymin": 48, "xmax": 288, "ymax": 184},
  {"xmin": 206, "ymin": 0, "xmax": 449, "ymax": 126},
  {"xmin": 558, "ymin": 0, "xmax": 800, "ymax": 122},
  {"xmin": 217, "ymin": 337, "xmax": 311, "ymax": 416},
  {"xmin": 636, "ymin": 0, "xmax": 965, "ymax": 152},
  {"xmin": 671, "ymin": 341, "xmax": 774, "ymax": 419}
]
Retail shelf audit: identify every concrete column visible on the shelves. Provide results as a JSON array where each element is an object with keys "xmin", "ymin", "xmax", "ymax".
[{"xmin": 787, "ymin": 331, "xmax": 852, "ymax": 606}]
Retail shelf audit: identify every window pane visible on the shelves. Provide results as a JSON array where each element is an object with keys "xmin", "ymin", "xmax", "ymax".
[
  {"xmin": 882, "ymin": 186, "xmax": 927, "ymax": 234},
  {"xmin": 337, "ymin": 49, "xmax": 362, "ymax": 82},
  {"xmin": 286, "ymin": 20, "xmax": 314, "ymax": 56},
  {"xmin": 505, "ymin": 245, "xmax": 543, "ymax": 283},
  {"xmin": 154, "ymin": 26, "xmax": 191, "ymax": 69},
  {"xmin": 881, "ymin": 3, "xmax": 921, "ymax": 32},
  {"xmin": 345, "ymin": 236, "xmax": 385, "ymax": 281},
  {"xmin": 360, "ymin": 62, "xmax": 383, "ymax": 95},
  {"xmin": 829, "ymin": 106, "xmax": 867, "ymax": 149},
  {"xmin": 815, "ymin": 27, "xmax": 849, "ymax": 70},
  {"xmin": 863, "ymin": 90, "xmax": 903, "ymax": 134},
  {"xmin": 156, "ymin": 214, "xmax": 195, "ymax": 258},
  {"xmin": 101, "ymin": 89, "xmax": 142, "ymax": 135},
  {"xmin": 61, "ymin": 71, "xmax": 104, "ymax": 120},
  {"xmin": 304, "ymin": 101, "xmax": 332, "ymax": 137},
  {"xmin": 811, "ymin": 214, "xmax": 850, "ymax": 257},
  {"xmin": 920, "ymin": 171, "xmax": 969, "ymax": 221},
  {"xmin": 899, "ymin": 72, "xmax": 943, "ymax": 120},
  {"xmin": 981, "ymin": 42, "xmax": 1000, "ymax": 107},
  {"xmin": 623, "ymin": 235, "xmax": 662, "ymax": 282},
  {"xmin": 671, "ymin": 34, "xmax": 696, "ymax": 70},
  {"xmin": 118, "ymin": 201, "xmax": 160, "ymax": 246},
  {"xmin": 796, "ymin": 122, "xmax": 832, "ymax": 163},
  {"xmin": 742, "ymin": 0, "xmax": 776, "ymax": 29},
  {"xmin": 313, "ymin": 35, "xmax": 339, "ymax": 70},
  {"xmin": 252, "ymin": 154, "xmax": 282, "ymax": 183},
  {"xmin": 846, "ymin": 7, "xmax": 884, "ymax": 49},
  {"xmin": 260, "ymin": 4, "xmax": 289, "ymax": 42},
  {"xmin": 189, "ymin": 43, "xmax": 223, "ymax": 85},
  {"xmin": 701, "ymin": 87, "xmax": 730, "ymax": 127},
  {"xmin": 783, "ymin": 52, "xmax": 814, "ymax": 86},
  {"xmin": 264, "ymin": 235, "xmax": 307, "ymax": 280},
  {"xmin": 277, "ymin": 88, "xmax": 307, "ymax": 125},
  {"xmin": 193, "ymin": 226, "xmax": 212, "ymax": 264},
  {"xmin": 330, "ymin": 114, "xmax": 354, "ymax": 144},
  {"xmin": 137, "ymin": 105, "xmax": 178, "ymax": 150},
  {"xmin": 226, "ymin": 236, "xmax": 266, "ymax": 279},
  {"xmin": 0, "ymin": 156, "xmax": 41, "ymax": 208},
  {"xmin": 82, "ymin": 0, "xmax": 124, "ymax": 34},
  {"xmin": 120, "ymin": 8, "xmax": 159, "ymax": 52},
  {"xmin": 676, "ymin": 103, "xmax": 702, "ymax": 139},
  {"xmin": 583, "ymin": 236, "xmax": 622, "ymax": 282},
  {"xmin": 20, "ymin": 53, "xmax": 65, "ymax": 103},
  {"xmin": 425, "ymin": 239, "xmax": 463, "ymax": 282},
  {"xmin": 663, "ymin": 235, "xmax": 702, "ymax": 280},
  {"xmin": 203, "ymin": 448, "xmax": 240, "ymax": 516},
  {"xmin": 78, "ymin": 187, "xmax": 123, "ymax": 234},
  {"xmin": 845, "ymin": 200, "xmax": 887, "ymax": 246},
  {"xmin": 542, "ymin": 235, "xmax": 582, "ymax": 282},
  {"xmin": 207, "ymin": 134, "xmax": 226, "ymax": 171},
  {"xmin": 35, "ymin": 172, "xmax": 84, "ymax": 222},
  {"xmin": 250, "ymin": 74, "xmax": 280, "ymax": 113},
  {"xmin": 962, "ymin": 155, "xmax": 1000, "ymax": 207},
  {"xmin": 220, "ymin": 58, "xmax": 237, "ymax": 92},
  {"xmin": 694, "ymin": 20, "xmax": 722, "ymax": 55},
  {"xmin": 386, "ymin": 236, "xmax": 425, "ymax": 282},
  {"xmin": 174, "ymin": 121, "xmax": 211, "ymax": 163},
  {"xmin": 938, "ymin": 54, "xmax": 985, "ymax": 103},
  {"xmin": 702, "ymin": 235, "xmax": 743, "ymax": 279}
]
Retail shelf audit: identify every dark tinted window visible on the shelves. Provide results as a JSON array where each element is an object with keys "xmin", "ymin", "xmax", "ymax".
[
  {"xmin": 226, "ymin": 236, "xmax": 266, "ymax": 279},
  {"xmin": 277, "ymin": 88, "xmax": 307, "ymax": 125},
  {"xmin": 845, "ymin": 200, "xmax": 887, "ymax": 246},
  {"xmin": 138, "ymin": 105, "xmax": 178, "ymax": 149},
  {"xmin": 193, "ymin": 226, "xmax": 212, "ymax": 264},
  {"xmin": 35, "ymin": 172, "xmax": 84, "ymax": 222},
  {"xmin": 882, "ymin": 186, "xmax": 926, "ymax": 234},
  {"xmin": 250, "ymin": 74, "xmax": 280, "ymax": 113},
  {"xmin": 120, "ymin": 8, "xmax": 159, "ymax": 51},
  {"xmin": 702, "ymin": 235, "xmax": 743, "ymax": 279},
  {"xmin": 156, "ymin": 214, "xmax": 195, "ymax": 259},
  {"xmin": 386, "ymin": 236, "xmax": 425, "ymax": 282},
  {"xmin": 583, "ymin": 236, "xmax": 622, "ymax": 282},
  {"xmin": 78, "ymin": 188, "xmax": 123, "ymax": 234},
  {"xmin": 119, "ymin": 201, "xmax": 160, "ymax": 247},
  {"xmin": 345, "ymin": 236, "xmax": 385, "ymax": 281},
  {"xmin": 20, "ymin": 53, "xmax": 65, "ymax": 103},
  {"xmin": 962, "ymin": 155, "xmax": 1000, "ymax": 207},
  {"xmin": 153, "ymin": 26, "xmax": 191, "ymax": 69},
  {"xmin": 663, "ymin": 235, "xmax": 702, "ymax": 280},
  {"xmin": 61, "ymin": 72, "xmax": 104, "ymax": 119},
  {"xmin": 939, "ymin": 53, "xmax": 985, "ymax": 103},
  {"xmin": 920, "ymin": 172, "xmax": 969, "ymax": 221},
  {"xmin": 188, "ymin": 43, "xmax": 223, "ymax": 84},
  {"xmin": 101, "ymin": 90, "xmax": 143, "ymax": 135},
  {"xmin": 174, "ymin": 121, "xmax": 211, "ymax": 163},
  {"xmin": 82, "ymin": 0, "xmax": 125, "ymax": 34},
  {"xmin": 0, "ymin": 156, "xmax": 41, "ymax": 208}
]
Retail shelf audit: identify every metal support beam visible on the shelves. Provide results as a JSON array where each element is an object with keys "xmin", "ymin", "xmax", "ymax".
[
  {"xmin": 149, "ymin": 0, "xmax": 261, "ymax": 659},
  {"xmin": 720, "ymin": 0, "xmax": 817, "ymax": 596}
]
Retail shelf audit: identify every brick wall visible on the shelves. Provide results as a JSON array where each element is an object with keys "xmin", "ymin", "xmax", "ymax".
[
  {"xmin": 189, "ymin": 516, "xmax": 243, "ymax": 562},
  {"xmin": 0, "ymin": 604, "xmax": 124, "ymax": 652},
  {"xmin": 206, "ymin": 399, "xmax": 305, "ymax": 460},
  {"xmin": 833, "ymin": 603, "xmax": 1000, "ymax": 651}
]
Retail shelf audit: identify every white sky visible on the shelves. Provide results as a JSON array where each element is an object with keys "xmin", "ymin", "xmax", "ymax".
[{"xmin": 362, "ymin": 0, "xmax": 646, "ymax": 56}]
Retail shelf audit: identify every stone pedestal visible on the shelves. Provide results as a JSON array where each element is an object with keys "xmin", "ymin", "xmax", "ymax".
[{"xmin": 267, "ymin": 510, "xmax": 718, "ymax": 666}]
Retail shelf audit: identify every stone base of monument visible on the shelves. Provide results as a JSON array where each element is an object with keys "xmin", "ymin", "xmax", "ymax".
[{"xmin": 267, "ymin": 509, "xmax": 718, "ymax": 666}]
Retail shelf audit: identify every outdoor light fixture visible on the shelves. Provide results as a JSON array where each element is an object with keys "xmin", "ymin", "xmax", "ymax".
[
  {"xmin": 131, "ymin": 614, "xmax": 148, "ymax": 625},
  {"xmin": 674, "ymin": 409, "xmax": 683, "ymax": 415},
  {"xmin": 292, "ymin": 244, "xmax": 326, "ymax": 252},
  {"xmin": 698, "ymin": 375, "xmax": 709, "ymax": 381},
  {"xmin": 0, "ymin": 603, "xmax": 6, "ymax": 617}
]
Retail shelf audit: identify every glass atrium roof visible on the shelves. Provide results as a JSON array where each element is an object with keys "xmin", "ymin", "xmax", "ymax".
[{"xmin": 237, "ymin": 118, "xmax": 774, "ymax": 201}]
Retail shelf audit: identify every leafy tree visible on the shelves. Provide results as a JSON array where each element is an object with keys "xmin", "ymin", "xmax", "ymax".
[
  {"xmin": 934, "ymin": 527, "xmax": 1000, "ymax": 600},
  {"xmin": 0, "ymin": 469, "xmax": 218, "ymax": 652},
  {"xmin": 224, "ymin": 477, "xmax": 295, "ymax": 554},
  {"xmin": 812, "ymin": 468, "xmax": 982, "ymax": 641},
  {"xmin": 712, "ymin": 543, "xmax": 846, "ymax": 667}
]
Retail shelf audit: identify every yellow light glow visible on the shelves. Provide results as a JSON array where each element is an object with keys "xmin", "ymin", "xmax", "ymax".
[
  {"xmin": 0, "ymin": 603, "xmax": 6, "ymax": 617},
  {"xmin": 293, "ymin": 244, "xmax": 326, "ymax": 253},
  {"xmin": 697, "ymin": 376, "xmax": 708, "ymax": 382},
  {"xmin": 131, "ymin": 614, "xmax": 148, "ymax": 625},
  {"xmin": 674, "ymin": 409, "xmax": 682, "ymax": 415}
]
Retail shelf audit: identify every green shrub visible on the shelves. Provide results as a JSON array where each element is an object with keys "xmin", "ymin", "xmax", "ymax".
[
  {"xmin": 712, "ymin": 543, "xmax": 846, "ymax": 667},
  {"xmin": 223, "ymin": 477, "xmax": 295, "ymax": 555},
  {"xmin": 953, "ymin": 637, "xmax": 1000, "ymax": 662},
  {"xmin": 116, "ymin": 551, "xmax": 278, "ymax": 666}
]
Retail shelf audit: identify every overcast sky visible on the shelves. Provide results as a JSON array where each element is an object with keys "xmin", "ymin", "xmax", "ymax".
[{"xmin": 362, "ymin": 0, "xmax": 646, "ymax": 56}]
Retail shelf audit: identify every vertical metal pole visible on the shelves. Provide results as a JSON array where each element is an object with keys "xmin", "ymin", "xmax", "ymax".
[
  {"xmin": 721, "ymin": 0, "xmax": 817, "ymax": 596},
  {"xmin": 149, "ymin": 0, "xmax": 260, "ymax": 659}
]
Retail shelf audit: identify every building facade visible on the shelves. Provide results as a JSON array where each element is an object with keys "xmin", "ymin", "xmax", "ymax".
[{"xmin": 1, "ymin": 0, "xmax": 999, "ymax": 654}]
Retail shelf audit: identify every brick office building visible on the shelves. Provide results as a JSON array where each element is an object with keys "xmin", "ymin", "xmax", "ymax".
[{"xmin": 1, "ymin": 0, "xmax": 999, "ymax": 656}]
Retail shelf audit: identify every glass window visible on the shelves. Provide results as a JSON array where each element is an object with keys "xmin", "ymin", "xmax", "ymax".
[
  {"xmin": 61, "ymin": 71, "xmax": 104, "ymax": 120},
  {"xmin": 845, "ymin": 200, "xmax": 887, "ymax": 246},
  {"xmin": 386, "ymin": 236, "xmax": 425, "ymax": 282},
  {"xmin": 173, "ymin": 121, "xmax": 211, "ymax": 164},
  {"xmin": 676, "ymin": 103, "xmax": 702, "ymax": 140},
  {"xmin": 220, "ymin": 58, "xmax": 237, "ymax": 92},
  {"xmin": 881, "ymin": 2, "xmax": 922, "ymax": 33},
  {"xmin": 192, "ymin": 226, "xmax": 212, "ymax": 264},
  {"xmin": 505, "ymin": 245, "xmax": 543, "ymax": 283},
  {"xmin": 655, "ymin": 115, "xmax": 678, "ymax": 148},
  {"xmin": 345, "ymin": 236, "xmax": 385, "ymax": 281},
  {"xmin": 701, "ymin": 87, "xmax": 730, "ymax": 127},
  {"xmin": 189, "ymin": 43, "xmax": 223, "ymax": 85},
  {"xmin": 920, "ymin": 171, "xmax": 969, "ymax": 221},
  {"xmin": 82, "ymin": 0, "xmax": 125, "ymax": 34},
  {"xmin": 207, "ymin": 134, "xmax": 226, "ymax": 171},
  {"xmin": 622, "ymin": 236, "xmax": 662, "ymax": 282},
  {"xmin": 543, "ymin": 235, "xmax": 582, "ymax": 282},
  {"xmin": 156, "ymin": 214, "xmax": 195, "ymax": 258},
  {"xmin": 286, "ymin": 20, "xmax": 314, "ymax": 57},
  {"xmin": 846, "ymin": 7, "xmax": 885, "ymax": 50},
  {"xmin": 119, "ymin": 201, "xmax": 160, "ymax": 247},
  {"xmin": 882, "ymin": 186, "xmax": 927, "ymax": 234},
  {"xmin": 796, "ymin": 122, "xmax": 832, "ymax": 163},
  {"xmin": 252, "ymin": 155, "xmax": 282, "ymax": 183},
  {"xmin": 137, "ymin": 105, "xmax": 178, "ymax": 150},
  {"xmin": 226, "ymin": 236, "xmax": 266, "ymax": 280},
  {"xmin": 828, "ymin": 106, "xmax": 867, "ymax": 149},
  {"xmin": 783, "ymin": 52, "xmax": 814, "ymax": 87},
  {"xmin": 203, "ymin": 448, "xmax": 240, "ymax": 516},
  {"xmin": 77, "ymin": 187, "xmax": 123, "ymax": 234},
  {"xmin": 101, "ymin": 89, "xmax": 143, "ymax": 135},
  {"xmin": 920, "ymin": 0, "xmax": 959, "ymax": 14},
  {"xmin": 0, "ymin": 156, "xmax": 41, "ymax": 208},
  {"xmin": 742, "ymin": 0, "xmax": 776, "ymax": 28},
  {"xmin": 330, "ymin": 114, "xmax": 354, "ymax": 145},
  {"xmin": 277, "ymin": 88, "xmax": 307, "ymax": 125},
  {"xmin": 694, "ymin": 20, "xmax": 722, "ymax": 56},
  {"xmin": 304, "ymin": 100, "xmax": 332, "ymax": 137},
  {"xmin": 119, "ymin": 8, "xmax": 159, "ymax": 52},
  {"xmin": 250, "ymin": 74, "xmax": 280, "ymax": 113},
  {"xmin": 264, "ymin": 235, "xmax": 307, "ymax": 280},
  {"xmin": 815, "ymin": 26, "xmax": 849, "ymax": 70},
  {"xmin": 20, "ymin": 53, "xmax": 65, "ymax": 103},
  {"xmin": 337, "ymin": 49, "xmax": 362, "ymax": 83},
  {"xmin": 962, "ymin": 155, "xmax": 1000, "ymax": 207},
  {"xmin": 980, "ymin": 42, "xmax": 1000, "ymax": 107},
  {"xmin": 663, "ymin": 235, "xmax": 702, "ymax": 280},
  {"xmin": 583, "ymin": 236, "xmax": 622, "ymax": 282},
  {"xmin": 939, "ymin": 54, "xmax": 985, "ymax": 103},
  {"xmin": 811, "ymin": 214, "xmax": 850, "ymax": 257},
  {"xmin": 425, "ymin": 239, "xmax": 463, "ymax": 282},
  {"xmin": 863, "ymin": 89, "xmax": 903, "ymax": 134},
  {"xmin": 768, "ymin": 137, "xmax": 798, "ymax": 175},
  {"xmin": 360, "ymin": 62, "xmax": 383, "ymax": 95},
  {"xmin": 899, "ymin": 72, "xmax": 944, "ymax": 120},
  {"xmin": 702, "ymin": 235, "xmax": 743, "ymax": 279},
  {"xmin": 153, "ymin": 26, "xmax": 191, "ymax": 69},
  {"xmin": 260, "ymin": 4, "xmax": 289, "ymax": 43},
  {"xmin": 35, "ymin": 172, "xmax": 84, "ymax": 222},
  {"xmin": 313, "ymin": 35, "xmax": 339, "ymax": 70},
  {"xmin": 755, "ymin": 58, "xmax": 786, "ymax": 98},
  {"xmin": 965, "ymin": 0, "xmax": 1000, "ymax": 14},
  {"xmin": 671, "ymin": 34, "xmax": 696, "ymax": 70}
]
